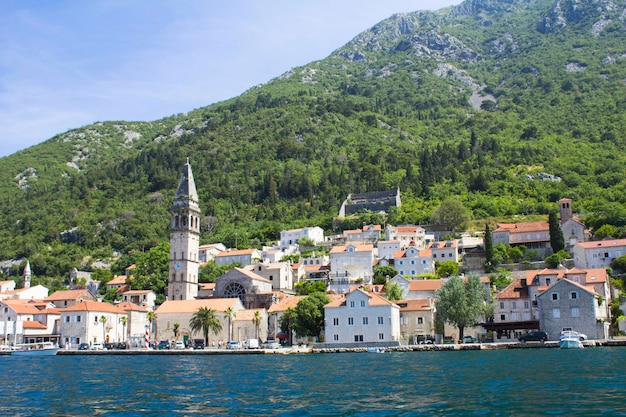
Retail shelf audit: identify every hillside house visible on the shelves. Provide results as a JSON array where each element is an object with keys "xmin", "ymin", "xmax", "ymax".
[
  {"xmin": 118, "ymin": 289, "xmax": 156, "ymax": 310},
  {"xmin": 428, "ymin": 240, "xmax": 460, "ymax": 263},
  {"xmin": 198, "ymin": 243, "xmax": 226, "ymax": 264},
  {"xmin": 214, "ymin": 248, "xmax": 263, "ymax": 267},
  {"xmin": 377, "ymin": 240, "xmax": 401, "ymax": 261},
  {"xmin": 393, "ymin": 247, "xmax": 434, "ymax": 276},
  {"xmin": 385, "ymin": 225, "xmax": 427, "ymax": 249},
  {"xmin": 329, "ymin": 244, "xmax": 375, "ymax": 293},
  {"xmin": 0, "ymin": 284, "xmax": 49, "ymax": 301},
  {"xmin": 492, "ymin": 222, "xmax": 552, "ymax": 257},
  {"xmin": 45, "ymin": 288, "xmax": 97, "ymax": 309},
  {"xmin": 344, "ymin": 224, "xmax": 382, "ymax": 244},
  {"xmin": 572, "ymin": 239, "xmax": 626, "ymax": 269},
  {"xmin": 280, "ymin": 226, "xmax": 324, "ymax": 248},
  {"xmin": 246, "ymin": 262, "xmax": 294, "ymax": 292}
]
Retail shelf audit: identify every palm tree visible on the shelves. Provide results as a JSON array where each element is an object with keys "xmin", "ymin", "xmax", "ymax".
[
  {"xmin": 147, "ymin": 311, "xmax": 155, "ymax": 340},
  {"xmin": 120, "ymin": 316, "xmax": 128, "ymax": 343},
  {"xmin": 189, "ymin": 307, "xmax": 223, "ymax": 346},
  {"xmin": 173, "ymin": 322, "xmax": 180, "ymax": 339},
  {"xmin": 99, "ymin": 315, "xmax": 107, "ymax": 343},
  {"xmin": 224, "ymin": 307, "xmax": 235, "ymax": 342},
  {"xmin": 252, "ymin": 310, "xmax": 262, "ymax": 341}
]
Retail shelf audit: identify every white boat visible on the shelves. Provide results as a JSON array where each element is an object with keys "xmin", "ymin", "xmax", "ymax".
[
  {"xmin": 12, "ymin": 342, "xmax": 59, "ymax": 356},
  {"xmin": 559, "ymin": 338, "xmax": 584, "ymax": 349},
  {"xmin": 367, "ymin": 347, "xmax": 385, "ymax": 353}
]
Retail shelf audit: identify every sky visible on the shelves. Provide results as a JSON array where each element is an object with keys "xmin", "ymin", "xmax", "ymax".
[{"xmin": 0, "ymin": 0, "xmax": 462, "ymax": 158}]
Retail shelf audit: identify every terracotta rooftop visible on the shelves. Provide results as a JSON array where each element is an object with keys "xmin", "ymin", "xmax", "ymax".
[{"xmin": 576, "ymin": 238, "xmax": 626, "ymax": 249}]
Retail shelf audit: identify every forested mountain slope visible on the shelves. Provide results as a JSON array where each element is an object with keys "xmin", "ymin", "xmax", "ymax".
[{"xmin": 1, "ymin": 0, "xmax": 625, "ymax": 280}]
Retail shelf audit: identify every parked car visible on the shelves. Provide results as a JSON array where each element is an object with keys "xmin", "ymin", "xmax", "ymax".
[
  {"xmin": 91, "ymin": 342, "xmax": 104, "ymax": 350},
  {"xmin": 114, "ymin": 342, "xmax": 127, "ymax": 350},
  {"xmin": 463, "ymin": 336, "xmax": 477, "ymax": 344},
  {"xmin": 174, "ymin": 340, "xmax": 186, "ymax": 350},
  {"xmin": 560, "ymin": 330, "xmax": 587, "ymax": 341},
  {"xmin": 226, "ymin": 341, "xmax": 241, "ymax": 350},
  {"xmin": 104, "ymin": 342, "xmax": 115, "ymax": 350},
  {"xmin": 244, "ymin": 338, "xmax": 259, "ymax": 349},
  {"xmin": 157, "ymin": 340, "xmax": 170, "ymax": 350},
  {"xmin": 193, "ymin": 340, "xmax": 205, "ymax": 350},
  {"xmin": 78, "ymin": 343, "xmax": 90, "ymax": 350},
  {"xmin": 519, "ymin": 331, "xmax": 548, "ymax": 343},
  {"xmin": 261, "ymin": 340, "xmax": 280, "ymax": 349}
]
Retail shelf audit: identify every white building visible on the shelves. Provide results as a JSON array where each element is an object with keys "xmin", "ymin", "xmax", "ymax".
[
  {"xmin": 280, "ymin": 226, "xmax": 324, "ymax": 248},
  {"xmin": 428, "ymin": 240, "xmax": 460, "ymax": 263},
  {"xmin": 198, "ymin": 243, "xmax": 226, "ymax": 264},
  {"xmin": 324, "ymin": 288, "xmax": 400, "ymax": 345},
  {"xmin": 377, "ymin": 240, "xmax": 401, "ymax": 261},
  {"xmin": 572, "ymin": 239, "xmax": 626, "ymax": 269},
  {"xmin": 118, "ymin": 289, "xmax": 156, "ymax": 310},
  {"xmin": 393, "ymin": 247, "xmax": 434, "ymax": 276},
  {"xmin": 385, "ymin": 225, "xmax": 427, "ymax": 249},
  {"xmin": 0, "ymin": 299, "xmax": 59, "ymax": 345},
  {"xmin": 329, "ymin": 244, "xmax": 375, "ymax": 292},
  {"xmin": 245, "ymin": 262, "xmax": 294, "ymax": 292},
  {"xmin": 59, "ymin": 301, "xmax": 128, "ymax": 348},
  {"xmin": 214, "ymin": 249, "xmax": 263, "ymax": 267}
]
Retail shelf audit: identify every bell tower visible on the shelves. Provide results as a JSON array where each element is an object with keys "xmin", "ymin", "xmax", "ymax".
[{"xmin": 168, "ymin": 159, "xmax": 200, "ymax": 300}]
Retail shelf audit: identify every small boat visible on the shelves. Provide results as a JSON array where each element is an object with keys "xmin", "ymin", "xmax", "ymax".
[
  {"xmin": 367, "ymin": 347, "xmax": 385, "ymax": 353},
  {"xmin": 559, "ymin": 338, "xmax": 584, "ymax": 349},
  {"xmin": 12, "ymin": 341, "xmax": 59, "ymax": 356}
]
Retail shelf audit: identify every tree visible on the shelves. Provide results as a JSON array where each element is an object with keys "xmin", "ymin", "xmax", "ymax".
[
  {"xmin": 224, "ymin": 307, "xmax": 236, "ymax": 341},
  {"xmin": 294, "ymin": 280, "xmax": 327, "ymax": 295},
  {"xmin": 293, "ymin": 292, "xmax": 330, "ymax": 339},
  {"xmin": 189, "ymin": 307, "xmax": 223, "ymax": 346},
  {"xmin": 489, "ymin": 269, "xmax": 513, "ymax": 292},
  {"xmin": 373, "ymin": 265, "xmax": 398, "ymax": 285},
  {"xmin": 549, "ymin": 211, "xmax": 565, "ymax": 253},
  {"xmin": 612, "ymin": 254, "xmax": 626, "ymax": 274},
  {"xmin": 252, "ymin": 310, "xmax": 262, "ymax": 340},
  {"xmin": 484, "ymin": 223, "xmax": 493, "ymax": 271},
  {"xmin": 595, "ymin": 224, "xmax": 619, "ymax": 240},
  {"xmin": 173, "ymin": 322, "xmax": 180, "ymax": 339},
  {"xmin": 435, "ymin": 275, "xmax": 487, "ymax": 340},
  {"xmin": 278, "ymin": 308, "xmax": 297, "ymax": 345},
  {"xmin": 99, "ymin": 315, "xmax": 107, "ymax": 343},
  {"xmin": 147, "ymin": 311, "xmax": 155, "ymax": 341},
  {"xmin": 120, "ymin": 316, "xmax": 128, "ymax": 343},
  {"xmin": 384, "ymin": 281, "xmax": 403, "ymax": 301},
  {"xmin": 436, "ymin": 261, "xmax": 459, "ymax": 278},
  {"xmin": 430, "ymin": 198, "xmax": 471, "ymax": 232}
]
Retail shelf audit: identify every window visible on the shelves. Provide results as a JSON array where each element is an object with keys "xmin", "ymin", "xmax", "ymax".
[
  {"xmin": 348, "ymin": 317, "xmax": 354, "ymax": 325},
  {"xmin": 378, "ymin": 316, "xmax": 384, "ymax": 325},
  {"xmin": 354, "ymin": 335, "xmax": 364, "ymax": 342},
  {"xmin": 546, "ymin": 278, "xmax": 551, "ymax": 285},
  {"xmin": 417, "ymin": 317, "xmax": 423, "ymax": 325},
  {"xmin": 551, "ymin": 293, "xmax": 559, "ymax": 300},
  {"xmin": 378, "ymin": 333, "xmax": 384, "ymax": 340},
  {"xmin": 512, "ymin": 301, "xmax": 517, "ymax": 309},
  {"xmin": 65, "ymin": 316, "xmax": 70, "ymax": 323},
  {"xmin": 552, "ymin": 309, "xmax": 560, "ymax": 318},
  {"xmin": 333, "ymin": 318, "xmax": 339, "ymax": 326},
  {"xmin": 333, "ymin": 334, "xmax": 339, "ymax": 341},
  {"xmin": 570, "ymin": 292, "xmax": 578, "ymax": 300},
  {"xmin": 500, "ymin": 302, "xmax": 505, "ymax": 309},
  {"xmin": 76, "ymin": 315, "xmax": 81, "ymax": 322},
  {"xmin": 363, "ymin": 317, "xmax": 369, "ymax": 325},
  {"xmin": 524, "ymin": 301, "xmax": 529, "ymax": 309},
  {"xmin": 571, "ymin": 308, "xmax": 579, "ymax": 317},
  {"xmin": 360, "ymin": 300, "xmax": 366, "ymax": 307},
  {"xmin": 401, "ymin": 316, "xmax": 408, "ymax": 325},
  {"xmin": 349, "ymin": 301, "xmax": 355, "ymax": 308},
  {"xmin": 500, "ymin": 314, "xmax": 506, "ymax": 321}
]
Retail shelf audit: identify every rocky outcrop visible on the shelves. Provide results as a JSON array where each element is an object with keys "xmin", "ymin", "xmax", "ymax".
[{"xmin": 537, "ymin": 0, "xmax": 625, "ymax": 34}]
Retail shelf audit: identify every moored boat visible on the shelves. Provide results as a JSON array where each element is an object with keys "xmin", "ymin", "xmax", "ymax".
[
  {"xmin": 367, "ymin": 347, "xmax": 385, "ymax": 353},
  {"xmin": 559, "ymin": 338, "xmax": 584, "ymax": 349},
  {"xmin": 12, "ymin": 341, "xmax": 59, "ymax": 356}
]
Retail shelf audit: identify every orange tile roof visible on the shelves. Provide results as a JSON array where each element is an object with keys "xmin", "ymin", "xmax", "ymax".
[
  {"xmin": 116, "ymin": 301, "xmax": 148, "ymax": 312},
  {"xmin": 22, "ymin": 321, "xmax": 47, "ymax": 329},
  {"xmin": 394, "ymin": 299, "xmax": 433, "ymax": 311},
  {"xmin": 107, "ymin": 276, "xmax": 128, "ymax": 285},
  {"xmin": 495, "ymin": 222, "xmax": 549, "ymax": 233},
  {"xmin": 396, "ymin": 226, "xmax": 422, "ymax": 233},
  {"xmin": 60, "ymin": 301, "xmax": 122, "ymax": 313},
  {"xmin": 215, "ymin": 249, "xmax": 258, "ymax": 257},
  {"xmin": 325, "ymin": 288, "xmax": 394, "ymax": 308},
  {"xmin": 45, "ymin": 289, "xmax": 92, "ymax": 301},
  {"xmin": 576, "ymin": 239, "xmax": 626, "ymax": 249},
  {"xmin": 408, "ymin": 279, "xmax": 443, "ymax": 292},
  {"xmin": 268, "ymin": 296, "xmax": 306, "ymax": 313},
  {"xmin": 330, "ymin": 244, "xmax": 374, "ymax": 254},
  {"xmin": 496, "ymin": 279, "xmax": 529, "ymax": 300},
  {"xmin": 199, "ymin": 283, "xmax": 216, "ymax": 290}
]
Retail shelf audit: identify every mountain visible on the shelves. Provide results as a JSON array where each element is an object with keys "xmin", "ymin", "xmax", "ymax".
[{"xmin": 1, "ymin": 0, "xmax": 626, "ymax": 280}]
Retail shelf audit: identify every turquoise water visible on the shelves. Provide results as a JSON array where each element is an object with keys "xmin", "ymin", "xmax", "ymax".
[{"xmin": 2, "ymin": 348, "xmax": 626, "ymax": 416}]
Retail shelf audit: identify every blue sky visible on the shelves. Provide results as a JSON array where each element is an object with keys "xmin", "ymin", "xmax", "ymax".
[{"xmin": 0, "ymin": 0, "xmax": 462, "ymax": 158}]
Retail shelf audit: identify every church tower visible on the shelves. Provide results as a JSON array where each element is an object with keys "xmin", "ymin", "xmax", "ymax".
[
  {"xmin": 23, "ymin": 260, "xmax": 31, "ymax": 289},
  {"xmin": 168, "ymin": 159, "xmax": 200, "ymax": 300}
]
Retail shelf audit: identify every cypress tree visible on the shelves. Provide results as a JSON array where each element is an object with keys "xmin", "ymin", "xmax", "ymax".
[
  {"xmin": 484, "ymin": 223, "xmax": 493, "ymax": 272},
  {"xmin": 549, "ymin": 211, "xmax": 565, "ymax": 253}
]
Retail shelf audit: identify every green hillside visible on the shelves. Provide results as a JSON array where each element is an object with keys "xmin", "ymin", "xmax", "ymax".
[{"xmin": 1, "ymin": 0, "xmax": 625, "ymax": 282}]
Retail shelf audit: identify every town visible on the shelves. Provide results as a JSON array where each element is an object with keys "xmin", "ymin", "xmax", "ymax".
[{"xmin": 1, "ymin": 160, "xmax": 624, "ymax": 353}]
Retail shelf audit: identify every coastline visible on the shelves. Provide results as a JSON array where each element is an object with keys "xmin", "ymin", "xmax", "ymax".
[{"xmin": 4, "ymin": 339, "xmax": 626, "ymax": 356}]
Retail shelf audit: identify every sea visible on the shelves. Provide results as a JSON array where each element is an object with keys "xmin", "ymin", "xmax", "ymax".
[{"xmin": 2, "ymin": 347, "xmax": 626, "ymax": 416}]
